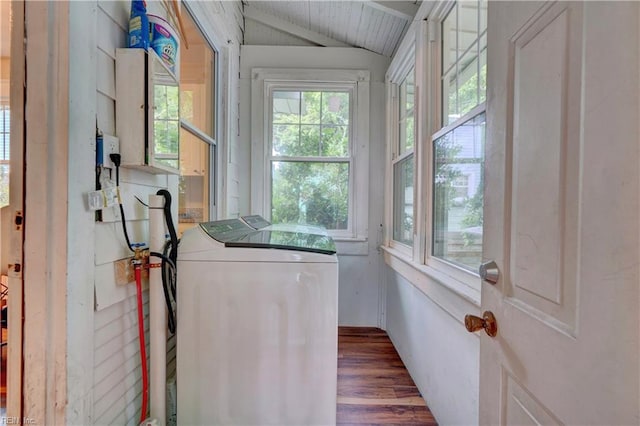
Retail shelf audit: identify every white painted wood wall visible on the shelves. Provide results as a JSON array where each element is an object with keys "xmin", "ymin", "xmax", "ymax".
[{"xmin": 66, "ymin": 1, "xmax": 243, "ymax": 424}]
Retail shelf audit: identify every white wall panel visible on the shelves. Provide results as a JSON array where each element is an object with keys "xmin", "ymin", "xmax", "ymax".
[{"xmin": 386, "ymin": 270, "xmax": 480, "ymax": 425}]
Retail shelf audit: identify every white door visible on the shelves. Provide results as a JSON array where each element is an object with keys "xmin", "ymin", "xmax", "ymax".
[{"xmin": 477, "ymin": 1, "xmax": 639, "ymax": 424}]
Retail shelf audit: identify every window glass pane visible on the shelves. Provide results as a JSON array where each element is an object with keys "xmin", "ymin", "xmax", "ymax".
[
  {"xmin": 271, "ymin": 161, "xmax": 349, "ymax": 230},
  {"xmin": 399, "ymin": 115, "xmax": 415, "ymax": 154},
  {"xmin": 180, "ymin": 11, "xmax": 215, "ymax": 137},
  {"xmin": 458, "ymin": 49, "xmax": 479, "ymax": 118},
  {"xmin": 458, "ymin": 1, "xmax": 479, "ymax": 56},
  {"xmin": 393, "ymin": 155, "xmax": 414, "ymax": 246},
  {"xmin": 0, "ymin": 2, "xmax": 9, "ymax": 208},
  {"xmin": 441, "ymin": 1, "xmax": 486, "ymax": 128},
  {"xmin": 272, "ymin": 90, "xmax": 350, "ymax": 158},
  {"xmin": 404, "ymin": 71, "xmax": 415, "ymax": 111},
  {"xmin": 399, "ymin": 68, "xmax": 415, "ymax": 154},
  {"xmin": 300, "ymin": 91, "xmax": 321, "ymax": 124},
  {"xmin": 179, "ymin": 8, "xmax": 215, "ymax": 232},
  {"xmin": 479, "ymin": 33, "xmax": 487, "ymax": 104},
  {"xmin": 321, "ymin": 92, "xmax": 349, "ymax": 126},
  {"xmin": 442, "ymin": 4, "xmax": 457, "ymax": 75},
  {"xmin": 273, "ymin": 91, "xmax": 301, "ymax": 123},
  {"xmin": 300, "ymin": 125, "xmax": 321, "ymax": 155},
  {"xmin": 443, "ymin": 69, "xmax": 457, "ymax": 125},
  {"xmin": 432, "ymin": 112, "xmax": 485, "ymax": 271},
  {"xmin": 178, "ymin": 129, "xmax": 210, "ymax": 234},
  {"xmin": 0, "ymin": 106, "xmax": 9, "ymax": 208},
  {"xmin": 321, "ymin": 125, "xmax": 348, "ymax": 157},
  {"xmin": 272, "ymin": 124, "xmax": 300, "ymax": 156}
]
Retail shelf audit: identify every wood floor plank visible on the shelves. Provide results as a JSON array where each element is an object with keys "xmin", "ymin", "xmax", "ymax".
[
  {"xmin": 337, "ymin": 396, "xmax": 427, "ymax": 406},
  {"xmin": 337, "ymin": 404, "xmax": 437, "ymax": 424},
  {"xmin": 338, "ymin": 384, "xmax": 398, "ymax": 399},
  {"xmin": 337, "ymin": 326, "xmax": 438, "ymax": 426}
]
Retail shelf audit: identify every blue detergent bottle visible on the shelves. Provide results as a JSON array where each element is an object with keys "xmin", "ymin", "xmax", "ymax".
[{"xmin": 128, "ymin": 0, "xmax": 149, "ymax": 49}]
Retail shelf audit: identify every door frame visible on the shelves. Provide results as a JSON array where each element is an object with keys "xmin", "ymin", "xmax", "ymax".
[
  {"xmin": 6, "ymin": 0, "xmax": 25, "ymax": 418},
  {"xmin": 7, "ymin": 1, "xmax": 70, "ymax": 424}
]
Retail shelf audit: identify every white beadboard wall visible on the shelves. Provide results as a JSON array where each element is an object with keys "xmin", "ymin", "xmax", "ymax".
[
  {"xmin": 93, "ymin": 2, "xmax": 178, "ymax": 425},
  {"xmin": 66, "ymin": 1, "xmax": 244, "ymax": 424}
]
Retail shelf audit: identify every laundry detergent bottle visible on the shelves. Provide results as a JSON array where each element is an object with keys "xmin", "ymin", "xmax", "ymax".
[{"xmin": 128, "ymin": 0, "xmax": 149, "ymax": 49}]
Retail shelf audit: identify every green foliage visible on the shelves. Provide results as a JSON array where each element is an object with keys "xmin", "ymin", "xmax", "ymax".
[
  {"xmin": 154, "ymin": 85, "xmax": 180, "ymax": 156},
  {"xmin": 461, "ymin": 173, "xmax": 483, "ymax": 229},
  {"xmin": 271, "ymin": 91, "xmax": 350, "ymax": 229},
  {"xmin": 393, "ymin": 156, "xmax": 414, "ymax": 245},
  {"xmin": 448, "ymin": 62, "xmax": 487, "ymax": 121}
]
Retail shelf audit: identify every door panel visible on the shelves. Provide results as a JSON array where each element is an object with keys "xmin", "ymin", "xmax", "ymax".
[
  {"xmin": 503, "ymin": 371, "xmax": 561, "ymax": 426},
  {"xmin": 509, "ymin": 4, "xmax": 579, "ymax": 333},
  {"xmin": 482, "ymin": 1, "xmax": 639, "ymax": 424}
]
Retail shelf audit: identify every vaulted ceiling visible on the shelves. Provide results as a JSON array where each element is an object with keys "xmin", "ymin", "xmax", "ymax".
[{"xmin": 243, "ymin": 1, "xmax": 422, "ymax": 57}]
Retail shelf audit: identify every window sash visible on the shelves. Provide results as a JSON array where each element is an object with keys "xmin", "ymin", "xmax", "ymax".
[
  {"xmin": 391, "ymin": 65, "xmax": 416, "ymax": 249},
  {"xmin": 178, "ymin": 4, "xmax": 219, "ymax": 228},
  {"xmin": 415, "ymin": 1, "xmax": 487, "ymax": 286},
  {"xmin": 431, "ymin": 109, "xmax": 485, "ymax": 273},
  {"xmin": 266, "ymin": 84, "xmax": 356, "ymax": 238}
]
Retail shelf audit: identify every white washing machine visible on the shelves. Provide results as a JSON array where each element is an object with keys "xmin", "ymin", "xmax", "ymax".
[{"xmin": 177, "ymin": 219, "xmax": 338, "ymax": 426}]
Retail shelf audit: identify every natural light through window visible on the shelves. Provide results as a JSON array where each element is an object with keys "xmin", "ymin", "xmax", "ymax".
[
  {"xmin": 433, "ymin": 0, "xmax": 487, "ymax": 273},
  {"xmin": 432, "ymin": 112, "xmax": 485, "ymax": 271},
  {"xmin": 270, "ymin": 90, "xmax": 351, "ymax": 231},
  {"xmin": 392, "ymin": 67, "xmax": 415, "ymax": 247},
  {"xmin": 442, "ymin": 0, "xmax": 487, "ymax": 126},
  {"xmin": 0, "ymin": 105, "xmax": 8, "ymax": 208},
  {"xmin": 1, "ymin": 0, "xmax": 10, "ymax": 209},
  {"xmin": 178, "ymin": 8, "xmax": 217, "ymax": 235}
]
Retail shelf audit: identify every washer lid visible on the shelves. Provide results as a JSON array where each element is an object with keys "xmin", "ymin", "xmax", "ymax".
[
  {"xmin": 200, "ymin": 219, "xmax": 255, "ymax": 242},
  {"xmin": 226, "ymin": 229, "xmax": 336, "ymax": 255}
]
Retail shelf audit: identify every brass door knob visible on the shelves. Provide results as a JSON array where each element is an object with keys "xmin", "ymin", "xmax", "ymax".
[{"xmin": 465, "ymin": 311, "xmax": 498, "ymax": 337}]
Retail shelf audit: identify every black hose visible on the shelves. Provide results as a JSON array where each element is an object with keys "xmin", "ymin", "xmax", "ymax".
[{"xmin": 155, "ymin": 189, "xmax": 179, "ymax": 334}]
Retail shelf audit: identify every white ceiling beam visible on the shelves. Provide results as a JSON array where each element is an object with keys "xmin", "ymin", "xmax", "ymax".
[
  {"xmin": 366, "ymin": 1, "xmax": 420, "ymax": 21},
  {"xmin": 244, "ymin": 5, "xmax": 352, "ymax": 48}
]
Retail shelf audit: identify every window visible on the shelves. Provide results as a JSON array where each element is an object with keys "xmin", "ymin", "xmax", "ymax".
[
  {"xmin": 269, "ymin": 88, "xmax": 352, "ymax": 232},
  {"xmin": 178, "ymin": 8, "xmax": 217, "ymax": 234},
  {"xmin": 432, "ymin": 0, "xmax": 487, "ymax": 273},
  {"xmin": 392, "ymin": 68, "xmax": 415, "ymax": 247},
  {"xmin": 251, "ymin": 69, "xmax": 370, "ymax": 248},
  {"xmin": 432, "ymin": 111, "xmax": 485, "ymax": 270},
  {"xmin": 0, "ymin": 105, "xmax": 8, "ymax": 207},
  {"xmin": 441, "ymin": 0, "xmax": 487, "ymax": 126},
  {"xmin": 1, "ymin": 7, "xmax": 10, "ymax": 208}
]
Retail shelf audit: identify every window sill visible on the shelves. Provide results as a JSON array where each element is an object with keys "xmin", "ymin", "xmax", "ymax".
[{"xmin": 381, "ymin": 245, "xmax": 481, "ymax": 324}]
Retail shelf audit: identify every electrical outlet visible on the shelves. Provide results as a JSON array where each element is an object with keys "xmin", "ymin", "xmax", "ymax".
[
  {"xmin": 101, "ymin": 134, "xmax": 120, "ymax": 168},
  {"xmin": 114, "ymin": 255, "xmax": 149, "ymax": 285}
]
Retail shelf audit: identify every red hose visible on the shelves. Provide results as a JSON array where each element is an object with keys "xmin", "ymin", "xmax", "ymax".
[{"xmin": 135, "ymin": 264, "xmax": 149, "ymax": 424}]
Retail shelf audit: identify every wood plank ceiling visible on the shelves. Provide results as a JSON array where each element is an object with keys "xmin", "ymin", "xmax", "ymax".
[{"xmin": 243, "ymin": 1, "xmax": 422, "ymax": 57}]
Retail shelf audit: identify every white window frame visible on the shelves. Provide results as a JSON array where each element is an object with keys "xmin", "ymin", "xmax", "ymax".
[
  {"xmin": 383, "ymin": 1, "xmax": 486, "ymax": 303},
  {"xmin": 388, "ymin": 50, "xmax": 416, "ymax": 257},
  {"xmin": 251, "ymin": 68, "xmax": 370, "ymax": 253},
  {"xmin": 180, "ymin": 3, "xmax": 219, "ymax": 221},
  {"xmin": 424, "ymin": 0, "xmax": 486, "ymax": 289}
]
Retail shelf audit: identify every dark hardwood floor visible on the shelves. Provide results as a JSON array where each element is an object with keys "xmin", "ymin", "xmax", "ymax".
[{"xmin": 337, "ymin": 327, "xmax": 438, "ymax": 425}]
